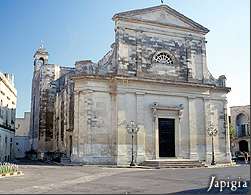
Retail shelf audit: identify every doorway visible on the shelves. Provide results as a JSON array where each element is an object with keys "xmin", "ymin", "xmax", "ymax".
[
  {"xmin": 69, "ymin": 136, "xmax": 72, "ymax": 156},
  {"xmin": 239, "ymin": 140, "xmax": 249, "ymax": 152},
  {"xmin": 158, "ymin": 118, "xmax": 175, "ymax": 157}
]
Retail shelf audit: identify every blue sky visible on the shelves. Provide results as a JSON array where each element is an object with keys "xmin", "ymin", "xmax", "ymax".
[{"xmin": 0, "ymin": 0, "xmax": 249, "ymax": 117}]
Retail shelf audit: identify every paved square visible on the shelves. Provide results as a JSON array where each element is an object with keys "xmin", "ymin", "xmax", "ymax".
[{"xmin": 0, "ymin": 163, "xmax": 249, "ymax": 194}]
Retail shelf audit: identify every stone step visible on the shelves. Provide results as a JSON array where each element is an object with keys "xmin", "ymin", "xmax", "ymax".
[
  {"xmin": 140, "ymin": 160, "xmax": 206, "ymax": 168},
  {"xmin": 143, "ymin": 161, "xmax": 202, "ymax": 164},
  {"xmin": 143, "ymin": 165, "xmax": 204, "ymax": 167},
  {"xmin": 142, "ymin": 161, "xmax": 203, "ymax": 164}
]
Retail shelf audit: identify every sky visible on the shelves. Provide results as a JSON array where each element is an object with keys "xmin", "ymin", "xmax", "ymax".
[{"xmin": 0, "ymin": 0, "xmax": 249, "ymax": 117}]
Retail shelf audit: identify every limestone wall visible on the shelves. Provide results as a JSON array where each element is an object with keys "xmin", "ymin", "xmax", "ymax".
[
  {"xmin": 115, "ymin": 17, "xmax": 207, "ymax": 82},
  {"xmin": 72, "ymin": 76, "xmax": 231, "ymax": 165},
  {"xmin": 53, "ymin": 77, "xmax": 74, "ymax": 157},
  {"xmin": 72, "ymin": 79, "xmax": 115, "ymax": 164}
]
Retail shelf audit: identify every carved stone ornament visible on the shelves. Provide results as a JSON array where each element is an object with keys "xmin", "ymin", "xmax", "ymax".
[
  {"xmin": 151, "ymin": 102, "xmax": 184, "ymax": 120},
  {"xmin": 152, "ymin": 102, "xmax": 159, "ymax": 120}
]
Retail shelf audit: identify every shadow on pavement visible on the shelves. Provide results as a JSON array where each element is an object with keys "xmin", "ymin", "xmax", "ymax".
[
  {"xmin": 174, "ymin": 181, "xmax": 250, "ymax": 194},
  {"xmin": 12, "ymin": 158, "xmax": 60, "ymax": 166}
]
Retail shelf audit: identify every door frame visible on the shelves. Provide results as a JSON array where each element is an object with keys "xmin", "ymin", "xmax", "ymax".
[{"xmin": 152, "ymin": 104, "xmax": 183, "ymax": 159}]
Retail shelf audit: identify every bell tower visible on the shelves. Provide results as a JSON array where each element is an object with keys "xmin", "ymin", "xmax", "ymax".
[
  {"xmin": 33, "ymin": 43, "xmax": 49, "ymax": 72},
  {"xmin": 30, "ymin": 42, "xmax": 49, "ymax": 152}
]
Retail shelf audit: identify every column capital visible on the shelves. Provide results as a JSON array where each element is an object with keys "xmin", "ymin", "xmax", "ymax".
[
  {"xmin": 188, "ymin": 95, "xmax": 196, "ymax": 99},
  {"xmin": 203, "ymin": 96, "xmax": 211, "ymax": 100},
  {"xmin": 135, "ymin": 91, "xmax": 145, "ymax": 95}
]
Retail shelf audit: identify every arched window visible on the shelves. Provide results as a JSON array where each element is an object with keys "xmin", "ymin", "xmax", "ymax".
[
  {"xmin": 34, "ymin": 58, "xmax": 44, "ymax": 67},
  {"xmin": 236, "ymin": 113, "xmax": 249, "ymax": 137},
  {"xmin": 153, "ymin": 52, "xmax": 174, "ymax": 64},
  {"xmin": 38, "ymin": 58, "xmax": 44, "ymax": 66}
]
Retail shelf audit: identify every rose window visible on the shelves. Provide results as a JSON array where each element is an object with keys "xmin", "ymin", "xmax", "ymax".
[{"xmin": 153, "ymin": 52, "xmax": 174, "ymax": 64}]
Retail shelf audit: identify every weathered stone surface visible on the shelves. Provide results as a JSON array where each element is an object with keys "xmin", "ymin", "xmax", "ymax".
[{"xmin": 29, "ymin": 4, "xmax": 232, "ymax": 165}]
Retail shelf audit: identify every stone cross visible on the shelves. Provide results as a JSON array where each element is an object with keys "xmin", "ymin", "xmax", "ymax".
[{"xmin": 40, "ymin": 40, "xmax": 44, "ymax": 49}]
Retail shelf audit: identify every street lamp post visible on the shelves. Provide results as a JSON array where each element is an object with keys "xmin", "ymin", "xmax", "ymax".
[
  {"xmin": 126, "ymin": 121, "xmax": 140, "ymax": 166},
  {"xmin": 207, "ymin": 123, "xmax": 218, "ymax": 165}
]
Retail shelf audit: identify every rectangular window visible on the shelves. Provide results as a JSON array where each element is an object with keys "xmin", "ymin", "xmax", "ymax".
[{"xmin": 241, "ymin": 124, "xmax": 246, "ymax": 137}]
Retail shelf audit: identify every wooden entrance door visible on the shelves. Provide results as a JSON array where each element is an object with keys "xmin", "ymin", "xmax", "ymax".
[{"xmin": 158, "ymin": 118, "xmax": 175, "ymax": 157}]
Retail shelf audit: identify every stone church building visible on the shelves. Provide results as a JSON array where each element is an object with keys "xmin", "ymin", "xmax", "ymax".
[{"xmin": 29, "ymin": 4, "xmax": 232, "ymax": 165}]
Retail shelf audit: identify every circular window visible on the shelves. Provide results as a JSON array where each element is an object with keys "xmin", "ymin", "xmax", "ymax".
[{"xmin": 153, "ymin": 52, "xmax": 174, "ymax": 64}]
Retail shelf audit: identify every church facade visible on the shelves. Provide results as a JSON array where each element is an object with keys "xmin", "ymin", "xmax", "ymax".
[{"xmin": 29, "ymin": 5, "xmax": 232, "ymax": 165}]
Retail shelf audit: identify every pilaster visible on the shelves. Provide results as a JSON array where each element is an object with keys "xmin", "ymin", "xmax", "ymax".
[
  {"xmin": 136, "ymin": 92, "xmax": 145, "ymax": 162},
  {"xmin": 224, "ymin": 100, "xmax": 232, "ymax": 162},
  {"xmin": 72, "ymin": 91, "xmax": 80, "ymax": 160},
  {"xmin": 203, "ymin": 97, "xmax": 211, "ymax": 162},
  {"xmin": 188, "ymin": 96, "xmax": 199, "ymax": 160}
]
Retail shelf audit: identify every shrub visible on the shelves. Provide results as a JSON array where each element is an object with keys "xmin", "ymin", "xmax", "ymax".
[
  {"xmin": 229, "ymin": 124, "xmax": 236, "ymax": 139},
  {"xmin": 0, "ymin": 163, "xmax": 19, "ymax": 174}
]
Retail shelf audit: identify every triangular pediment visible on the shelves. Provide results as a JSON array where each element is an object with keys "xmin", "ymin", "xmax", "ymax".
[{"xmin": 113, "ymin": 5, "xmax": 209, "ymax": 34}]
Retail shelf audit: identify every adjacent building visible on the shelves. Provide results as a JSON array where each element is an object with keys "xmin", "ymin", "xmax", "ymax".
[
  {"xmin": 29, "ymin": 4, "xmax": 232, "ymax": 165},
  {"xmin": 0, "ymin": 71, "xmax": 16, "ymax": 162},
  {"xmin": 230, "ymin": 105, "xmax": 250, "ymax": 156},
  {"xmin": 14, "ymin": 112, "xmax": 31, "ymax": 158}
]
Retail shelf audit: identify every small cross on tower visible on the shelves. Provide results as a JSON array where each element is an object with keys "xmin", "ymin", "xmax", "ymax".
[{"xmin": 40, "ymin": 40, "xmax": 44, "ymax": 49}]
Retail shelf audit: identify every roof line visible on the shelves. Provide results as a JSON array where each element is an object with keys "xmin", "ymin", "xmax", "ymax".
[{"xmin": 112, "ymin": 4, "xmax": 209, "ymax": 34}]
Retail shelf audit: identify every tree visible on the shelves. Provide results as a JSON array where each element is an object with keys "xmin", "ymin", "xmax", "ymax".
[{"xmin": 229, "ymin": 124, "xmax": 236, "ymax": 139}]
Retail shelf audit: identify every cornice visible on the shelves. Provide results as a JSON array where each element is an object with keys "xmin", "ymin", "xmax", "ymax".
[
  {"xmin": 72, "ymin": 74, "xmax": 230, "ymax": 92},
  {"xmin": 115, "ymin": 17, "xmax": 207, "ymax": 35}
]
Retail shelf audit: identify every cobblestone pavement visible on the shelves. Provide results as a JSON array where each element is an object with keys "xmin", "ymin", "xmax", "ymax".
[{"xmin": 0, "ymin": 161, "xmax": 249, "ymax": 194}]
